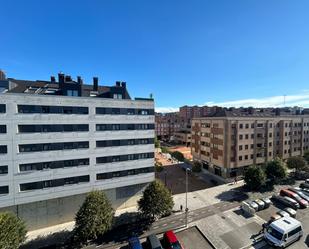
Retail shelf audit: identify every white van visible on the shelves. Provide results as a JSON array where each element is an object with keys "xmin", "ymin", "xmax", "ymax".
[{"xmin": 264, "ymin": 216, "xmax": 303, "ymax": 248}]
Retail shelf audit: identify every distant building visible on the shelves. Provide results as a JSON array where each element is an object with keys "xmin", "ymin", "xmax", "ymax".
[
  {"xmin": 0, "ymin": 72, "xmax": 155, "ymax": 230},
  {"xmin": 192, "ymin": 108, "xmax": 309, "ymax": 179},
  {"xmin": 0, "ymin": 70, "xmax": 6, "ymax": 80}
]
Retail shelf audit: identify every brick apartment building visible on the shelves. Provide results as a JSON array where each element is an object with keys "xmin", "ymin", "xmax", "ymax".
[
  {"xmin": 156, "ymin": 105, "xmax": 221, "ymax": 145},
  {"xmin": 191, "ymin": 108, "xmax": 309, "ymax": 179}
]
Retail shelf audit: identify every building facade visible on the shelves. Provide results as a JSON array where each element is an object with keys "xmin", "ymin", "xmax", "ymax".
[
  {"xmin": 0, "ymin": 73, "xmax": 155, "ymax": 230},
  {"xmin": 192, "ymin": 114, "xmax": 309, "ymax": 179}
]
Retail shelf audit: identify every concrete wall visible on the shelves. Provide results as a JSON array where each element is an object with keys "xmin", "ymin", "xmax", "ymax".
[{"xmin": 0, "ymin": 183, "xmax": 148, "ymax": 231}]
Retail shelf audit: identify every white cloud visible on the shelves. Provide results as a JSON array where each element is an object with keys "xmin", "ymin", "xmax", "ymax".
[
  {"xmin": 155, "ymin": 107, "xmax": 179, "ymax": 113},
  {"xmin": 204, "ymin": 92, "xmax": 309, "ymax": 108},
  {"xmin": 155, "ymin": 91, "xmax": 309, "ymax": 113}
]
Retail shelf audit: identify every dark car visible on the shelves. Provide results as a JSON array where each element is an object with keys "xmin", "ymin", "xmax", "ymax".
[
  {"xmin": 128, "ymin": 236, "xmax": 142, "ymax": 249},
  {"xmin": 147, "ymin": 234, "xmax": 163, "ymax": 249},
  {"xmin": 271, "ymin": 195, "xmax": 300, "ymax": 209},
  {"xmin": 300, "ymin": 182, "xmax": 309, "ymax": 189}
]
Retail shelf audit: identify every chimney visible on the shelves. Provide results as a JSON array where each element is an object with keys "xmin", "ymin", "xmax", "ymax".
[
  {"xmin": 77, "ymin": 76, "xmax": 82, "ymax": 84},
  {"xmin": 93, "ymin": 77, "xmax": 98, "ymax": 91},
  {"xmin": 50, "ymin": 76, "xmax": 56, "ymax": 82},
  {"xmin": 58, "ymin": 73, "xmax": 65, "ymax": 84},
  {"xmin": 65, "ymin": 75, "xmax": 72, "ymax": 82},
  {"xmin": 0, "ymin": 70, "xmax": 6, "ymax": 80},
  {"xmin": 121, "ymin": 81, "xmax": 126, "ymax": 88},
  {"xmin": 115, "ymin": 81, "xmax": 121, "ymax": 87}
]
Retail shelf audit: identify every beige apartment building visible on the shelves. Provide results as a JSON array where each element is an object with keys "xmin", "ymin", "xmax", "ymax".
[{"xmin": 191, "ymin": 114, "xmax": 309, "ymax": 179}]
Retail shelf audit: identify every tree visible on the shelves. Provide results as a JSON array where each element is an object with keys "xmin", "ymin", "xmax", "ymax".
[
  {"xmin": 287, "ymin": 156, "xmax": 307, "ymax": 172},
  {"xmin": 170, "ymin": 151, "xmax": 184, "ymax": 162},
  {"xmin": 73, "ymin": 190, "xmax": 114, "ymax": 244},
  {"xmin": 0, "ymin": 212, "xmax": 27, "ymax": 249},
  {"xmin": 192, "ymin": 161, "xmax": 202, "ymax": 173},
  {"xmin": 154, "ymin": 137, "xmax": 160, "ymax": 148},
  {"xmin": 138, "ymin": 180, "xmax": 174, "ymax": 219},
  {"xmin": 244, "ymin": 165, "xmax": 266, "ymax": 191},
  {"xmin": 161, "ymin": 146, "xmax": 169, "ymax": 154},
  {"xmin": 265, "ymin": 158, "xmax": 288, "ymax": 183},
  {"xmin": 155, "ymin": 161, "xmax": 164, "ymax": 172},
  {"xmin": 303, "ymin": 150, "xmax": 309, "ymax": 165}
]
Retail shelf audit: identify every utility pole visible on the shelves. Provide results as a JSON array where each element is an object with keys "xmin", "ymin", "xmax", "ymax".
[{"xmin": 185, "ymin": 167, "xmax": 190, "ymax": 227}]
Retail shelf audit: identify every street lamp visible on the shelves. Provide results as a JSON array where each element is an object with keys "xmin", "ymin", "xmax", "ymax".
[{"xmin": 185, "ymin": 167, "xmax": 191, "ymax": 228}]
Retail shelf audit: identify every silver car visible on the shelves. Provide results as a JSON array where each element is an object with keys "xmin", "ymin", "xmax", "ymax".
[
  {"xmin": 248, "ymin": 201, "xmax": 259, "ymax": 211},
  {"xmin": 284, "ymin": 207, "xmax": 297, "ymax": 218},
  {"xmin": 277, "ymin": 210, "xmax": 290, "ymax": 218},
  {"xmin": 254, "ymin": 199, "xmax": 265, "ymax": 210}
]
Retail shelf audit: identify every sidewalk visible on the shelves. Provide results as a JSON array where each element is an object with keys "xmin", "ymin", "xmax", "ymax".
[
  {"xmin": 173, "ymin": 180, "xmax": 245, "ymax": 211},
  {"xmin": 25, "ymin": 181, "xmax": 245, "ymax": 243}
]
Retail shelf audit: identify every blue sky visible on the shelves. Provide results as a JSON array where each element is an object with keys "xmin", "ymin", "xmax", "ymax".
[{"xmin": 1, "ymin": 0, "xmax": 309, "ymax": 112}]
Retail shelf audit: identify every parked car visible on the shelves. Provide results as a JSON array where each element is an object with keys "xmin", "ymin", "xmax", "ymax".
[
  {"xmin": 254, "ymin": 199, "xmax": 265, "ymax": 210},
  {"xmin": 280, "ymin": 189, "xmax": 308, "ymax": 208},
  {"xmin": 276, "ymin": 210, "xmax": 290, "ymax": 218},
  {"xmin": 264, "ymin": 217, "xmax": 303, "ymax": 248},
  {"xmin": 147, "ymin": 234, "xmax": 163, "ymax": 249},
  {"xmin": 261, "ymin": 197, "xmax": 272, "ymax": 208},
  {"xmin": 284, "ymin": 207, "xmax": 297, "ymax": 218},
  {"xmin": 269, "ymin": 213, "xmax": 282, "ymax": 223},
  {"xmin": 248, "ymin": 201, "xmax": 259, "ymax": 211},
  {"xmin": 300, "ymin": 182, "xmax": 309, "ymax": 189},
  {"xmin": 271, "ymin": 195, "xmax": 300, "ymax": 209},
  {"xmin": 298, "ymin": 186, "xmax": 309, "ymax": 195},
  {"xmin": 288, "ymin": 188, "xmax": 309, "ymax": 202},
  {"xmin": 163, "ymin": 230, "xmax": 183, "ymax": 249},
  {"xmin": 128, "ymin": 236, "xmax": 143, "ymax": 249}
]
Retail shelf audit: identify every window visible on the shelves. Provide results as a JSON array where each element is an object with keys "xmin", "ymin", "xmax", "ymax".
[
  {"xmin": 96, "ymin": 152, "xmax": 154, "ymax": 164},
  {"xmin": 239, "ymin": 124, "xmax": 243, "ymax": 129},
  {"xmin": 20, "ymin": 175, "xmax": 90, "ymax": 191},
  {"xmin": 19, "ymin": 142, "xmax": 89, "ymax": 153},
  {"xmin": 96, "ymin": 123, "xmax": 155, "ymax": 131},
  {"xmin": 239, "ymin": 145, "xmax": 243, "ymax": 150},
  {"xmin": 245, "ymin": 124, "xmax": 249, "ymax": 129},
  {"xmin": 239, "ymin": 156, "xmax": 242, "ymax": 161},
  {"xmin": 96, "ymin": 167, "xmax": 154, "ymax": 180},
  {"xmin": 67, "ymin": 90, "xmax": 79, "ymax": 96},
  {"xmin": 269, "ymin": 123, "xmax": 273, "ymax": 128},
  {"xmin": 239, "ymin": 134, "xmax": 243, "ymax": 140},
  {"xmin": 251, "ymin": 123, "xmax": 255, "ymax": 128},
  {"xmin": 18, "ymin": 105, "xmax": 88, "ymax": 114},
  {"xmin": 113, "ymin": 93, "xmax": 123, "ymax": 99},
  {"xmin": 257, "ymin": 123, "xmax": 263, "ymax": 128},
  {"xmin": 0, "ymin": 104, "xmax": 5, "ymax": 113},
  {"xmin": 0, "ymin": 145, "xmax": 7, "ymax": 154},
  {"xmin": 96, "ymin": 138, "xmax": 154, "ymax": 148},
  {"xmin": 19, "ymin": 158, "xmax": 89, "ymax": 172},
  {"xmin": 0, "ymin": 186, "xmax": 8, "ymax": 195},
  {"xmin": 0, "ymin": 125, "xmax": 6, "ymax": 134},
  {"xmin": 18, "ymin": 124, "xmax": 89, "ymax": 133},
  {"xmin": 245, "ymin": 155, "xmax": 248, "ymax": 160},
  {"xmin": 0, "ymin": 166, "xmax": 8, "ymax": 174},
  {"xmin": 245, "ymin": 134, "xmax": 249, "ymax": 139},
  {"xmin": 245, "ymin": 145, "xmax": 249, "ymax": 150}
]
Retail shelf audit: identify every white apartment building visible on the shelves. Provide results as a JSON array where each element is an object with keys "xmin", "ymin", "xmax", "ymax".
[{"xmin": 0, "ymin": 73, "xmax": 155, "ymax": 230}]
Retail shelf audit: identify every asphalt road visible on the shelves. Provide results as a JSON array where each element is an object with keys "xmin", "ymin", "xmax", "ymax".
[{"xmin": 84, "ymin": 200, "xmax": 240, "ymax": 249}]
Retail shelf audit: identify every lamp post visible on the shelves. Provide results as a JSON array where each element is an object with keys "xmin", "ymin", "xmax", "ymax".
[{"xmin": 185, "ymin": 167, "xmax": 191, "ymax": 227}]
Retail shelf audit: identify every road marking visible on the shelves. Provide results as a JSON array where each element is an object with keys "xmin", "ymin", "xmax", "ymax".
[
  {"xmin": 162, "ymin": 223, "xmax": 168, "ymax": 226},
  {"xmin": 153, "ymin": 226, "xmax": 159, "ymax": 229}
]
